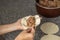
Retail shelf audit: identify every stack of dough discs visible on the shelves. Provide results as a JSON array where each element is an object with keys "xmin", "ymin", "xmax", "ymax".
[
  {"xmin": 40, "ymin": 22, "xmax": 59, "ymax": 34},
  {"xmin": 41, "ymin": 35, "xmax": 60, "ymax": 40}
]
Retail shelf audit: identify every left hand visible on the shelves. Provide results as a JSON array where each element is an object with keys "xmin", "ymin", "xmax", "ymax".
[
  {"xmin": 14, "ymin": 19, "xmax": 26, "ymax": 30},
  {"xmin": 0, "ymin": 19, "xmax": 25, "ymax": 35}
]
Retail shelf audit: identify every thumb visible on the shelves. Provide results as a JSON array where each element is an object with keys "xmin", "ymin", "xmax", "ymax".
[
  {"xmin": 30, "ymin": 28, "xmax": 35, "ymax": 34},
  {"xmin": 21, "ymin": 28, "xmax": 32, "ymax": 33},
  {"xmin": 23, "ymin": 28, "xmax": 35, "ymax": 34},
  {"xmin": 26, "ymin": 28, "xmax": 35, "ymax": 34}
]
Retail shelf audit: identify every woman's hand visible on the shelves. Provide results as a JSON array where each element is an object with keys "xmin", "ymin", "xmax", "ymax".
[
  {"xmin": 0, "ymin": 19, "xmax": 25, "ymax": 35},
  {"xmin": 15, "ymin": 28, "xmax": 35, "ymax": 40},
  {"xmin": 0, "ymin": 18, "xmax": 35, "ymax": 35},
  {"xmin": 14, "ymin": 19, "xmax": 23, "ymax": 30},
  {"xmin": 15, "ymin": 19, "xmax": 27, "ymax": 30}
]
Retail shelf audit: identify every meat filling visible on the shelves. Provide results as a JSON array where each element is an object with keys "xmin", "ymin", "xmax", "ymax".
[{"xmin": 27, "ymin": 16, "xmax": 35, "ymax": 27}]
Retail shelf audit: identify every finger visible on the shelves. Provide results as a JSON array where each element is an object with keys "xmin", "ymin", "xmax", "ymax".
[
  {"xmin": 26, "ymin": 28, "xmax": 32, "ymax": 33},
  {"xmin": 23, "ymin": 28, "xmax": 35, "ymax": 34},
  {"xmin": 26, "ymin": 28, "xmax": 35, "ymax": 34},
  {"xmin": 21, "ymin": 28, "xmax": 32, "ymax": 33},
  {"xmin": 30, "ymin": 28, "xmax": 35, "ymax": 34},
  {"xmin": 17, "ymin": 19, "xmax": 21, "ymax": 22}
]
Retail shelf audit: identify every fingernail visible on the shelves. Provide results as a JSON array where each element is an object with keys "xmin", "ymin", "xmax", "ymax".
[{"xmin": 26, "ymin": 28, "xmax": 32, "ymax": 33}]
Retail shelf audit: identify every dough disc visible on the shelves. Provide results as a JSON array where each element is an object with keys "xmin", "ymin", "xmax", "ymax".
[
  {"xmin": 21, "ymin": 15, "xmax": 41, "ymax": 29},
  {"xmin": 40, "ymin": 22, "xmax": 59, "ymax": 34},
  {"xmin": 41, "ymin": 35, "xmax": 60, "ymax": 40}
]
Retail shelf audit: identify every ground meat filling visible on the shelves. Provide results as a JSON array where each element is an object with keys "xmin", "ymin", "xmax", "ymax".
[{"xmin": 27, "ymin": 16, "xmax": 35, "ymax": 27}]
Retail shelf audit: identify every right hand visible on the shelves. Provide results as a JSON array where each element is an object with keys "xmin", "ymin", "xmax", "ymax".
[{"xmin": 15, "ymin": 28, "xmax": 35, "ymax": 40}]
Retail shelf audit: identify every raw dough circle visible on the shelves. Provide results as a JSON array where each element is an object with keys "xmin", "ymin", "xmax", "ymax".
[
  {"xmin": 40, "ymin": 22, "xmax": 59, "ymax": 34},
  {"xmin": 41, "ymin": 35, "xmax": 60, "ymax": 40}
]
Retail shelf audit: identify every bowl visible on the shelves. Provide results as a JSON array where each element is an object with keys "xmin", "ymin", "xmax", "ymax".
[{"xmin": 36, "ymin": 0, "xmax": 60, "ymax": 18}]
